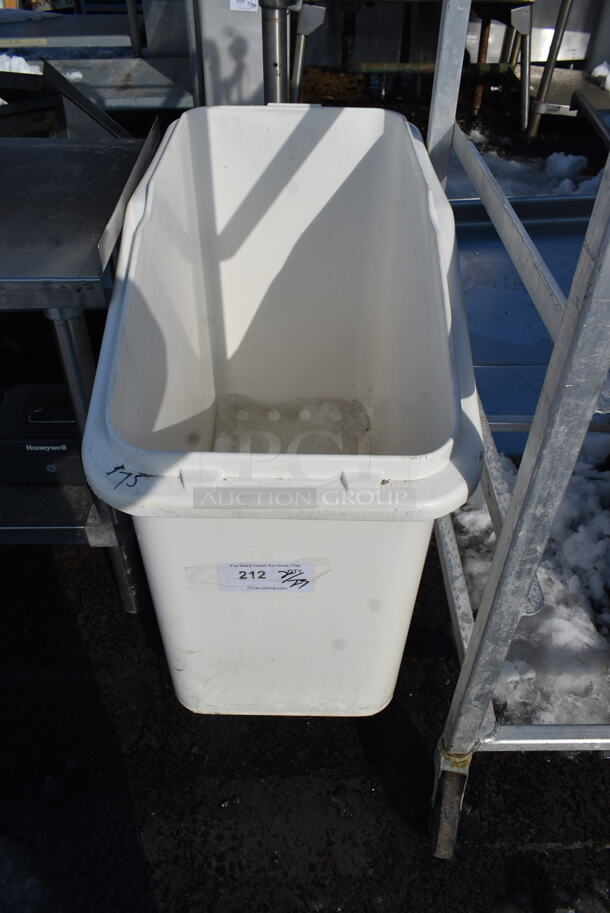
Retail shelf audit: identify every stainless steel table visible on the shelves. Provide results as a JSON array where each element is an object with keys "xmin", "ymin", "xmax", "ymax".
[
  {"xmin": 0, "ymin": 129, "xmax": 158, "ymax": 612},
  {"xmin": 0, "ymin": 12, "xmax": 134, "ymax": 48},
  {"xmin": 51, "ymin": 57, "xmax": 193, "ymax": 110},
  {"xmin": 0, "ymin": 137, "xmax": 146, "ymax": 311}
]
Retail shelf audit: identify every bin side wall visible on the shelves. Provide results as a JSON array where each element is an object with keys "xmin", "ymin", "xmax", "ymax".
[
  {"xmin": 111, "ymin": 107, "xmax": 457, "ymax": 459},
  {"xmin": 192, "ymin": 107, "xmax": 457, "ymax": 456},
  {"xmin": 134, "ymin": 514, "xmax": 432, "ymax": 716},
  {"xmin": 111, "ymin": 117, "xmax": 218, "ymax": 453}
]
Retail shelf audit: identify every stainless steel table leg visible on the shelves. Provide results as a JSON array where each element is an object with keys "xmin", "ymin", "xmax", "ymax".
[
  {"xmin": 510, "ymin": 5, "xmax": 533, "ymax": 132},
  {"xmin": 427, "ymin": 0, "xmax": 474, "ymax": 186},
  {"xmin": 289, "ymin": 1, "xmax": 325, "ymax": 103},
  {"xmin": 430, "ymin": 765, "xmax": 470, "ymax": 860},
  {"xmin": 508, "ymin": 29, "xmax": 520, "ymax": 67},
  {"xmin": 46, "ymin": 307, "xmax": 144, "ymax": 614},
  {"xmin": 45, "ymin": 308, "xmax": 94, "ymax": 430},
  {"xmin": 520, "ymin": 30, "xmax": 531, "ymax": 131},
  {"xmin": 260, "ymin": 0, "xmax": 292, "ymax": 103},
  {"xmin": 500, "ymin": 24, "xmax": 516, "ymax": 64},
  {"xmin": 473, "ymin": 14, "xmax": 491, "ymax": 116},
  {"xmin": 105, "ymin": 513, "xmax": 144, "ymax": 615},
  {"xmin": 126, "ymin": 0, "xmax": 142, "ymax": 58},
  {"xmin": 184, "ymin": 0, "xmax": 204, "ymax": 106},
  {"xmin": 291, "ymin": 32, "xmax": 306, "ymax": 103},
  {"xmin": 528, "ymin": 0, "xmax": 575, "ymax": 137}
]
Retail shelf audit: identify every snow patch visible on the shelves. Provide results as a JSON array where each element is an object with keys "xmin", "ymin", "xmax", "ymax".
[
  {"xmin": 592, "ymin": 60, "xmax": 610, "ymax": 92},
  {"xmin": 454, "ymin": 439, "xmax": 610, "ymax": 724},
  {"xmin": 0, "ymin": 54, "xmax": 42, "ymax": 104},
  {"xmin": 468, "ymin": 128, "xmax": 487, "ymax": 145},
  {"xmin": 544, "ymin": 151, "xmax": 587, "ymax": 181},
  {"xmin": 447, "ymin": 148, "xmax": 601, "ymax": 199},
  {"xmin": 0, "ymin": 53, "xmax": 42, "ymax": 76}
]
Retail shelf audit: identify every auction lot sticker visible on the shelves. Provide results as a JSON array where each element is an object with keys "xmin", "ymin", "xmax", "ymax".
[{"xmin": 217, "ymin": 563, "xmax": 315, "ymax": 592}]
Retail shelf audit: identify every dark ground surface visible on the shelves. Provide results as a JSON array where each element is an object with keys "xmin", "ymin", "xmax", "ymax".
[{"xmin": 1, "ymin": 541, "xmax": 609, "ymax": 913}]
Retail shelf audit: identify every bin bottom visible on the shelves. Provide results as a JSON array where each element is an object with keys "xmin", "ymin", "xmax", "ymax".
[
  {"xmin": 213, "ymin": 395, "xmax": 371, "ymax": 455},
  {"xmin": 134, "ymin": 516, "xmax": 432, "ymax": 716}
]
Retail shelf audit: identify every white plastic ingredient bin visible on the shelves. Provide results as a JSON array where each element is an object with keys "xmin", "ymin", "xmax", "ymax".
[{"xmin": 83, "ymin": 105, "xmax": 482, "ymax": 717}]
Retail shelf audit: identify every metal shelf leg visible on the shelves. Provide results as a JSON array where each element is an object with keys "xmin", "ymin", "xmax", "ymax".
[
  {"xmin": 431, "ymin": 767, "xmax": 469, "ymax": 859},
  {"xmin": 430, "ymin": 737, "xmax": 473, "ymax": 859},
  {"xmin": 509, "ymin": 4, "xmax": 533, "ymax": 132},
  {"xmin": 126, "ymin": 0, "xmax": 142, "ymax": 58},
  {"xmin": 520, "ymin": 30, "xmax": 531, "ymax": 131},
  {"xmin": 260, "ymin": 0, "xmax": 292, "ymax": 103},
  {"xmin": 46, "ymin": 308, "xmax": 94, "ymax": 430},
  {"xmin": 528, "ymin": 0, "xmax": 575, "ymax": 137},
  {"xmin": 105, "ymin": 512, "xmax": 145, "ymax": 615},
  {"xmin": 427, "ymin": 0, "xmax": 473, "ymax": 185},
  {"xmin": 46, "ymin": 307, "xmax": 145, "ymax": 614}
]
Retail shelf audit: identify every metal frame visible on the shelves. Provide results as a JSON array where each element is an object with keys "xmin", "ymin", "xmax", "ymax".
[
  {"xmin": 427, "ymin": 0, "xmax": 610, "ymax": 859},
  {"xmin": 0, "ymin": 121, "xmax": 159, "ymax": 614},
  {"xmin": 527, "ymin": 0, "xmax": 574, "ymax": 137}
]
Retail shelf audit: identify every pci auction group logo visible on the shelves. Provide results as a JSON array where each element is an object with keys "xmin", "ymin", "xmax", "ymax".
[
  {"xmin": 191, "ymin": 400, "xmax": 415, "ymax": 509},
  {"xmin": 193, "ymin": 485, "xmax": 414, "ymax": 510}
]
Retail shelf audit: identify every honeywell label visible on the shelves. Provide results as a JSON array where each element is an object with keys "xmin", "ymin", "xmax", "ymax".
[{"xmin": 217, "ymin": 562, "xmax": 314, "ymax": 592}]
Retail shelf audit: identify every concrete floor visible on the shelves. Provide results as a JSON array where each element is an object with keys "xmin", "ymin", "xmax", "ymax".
[{"xmin": 0, "ymin": 541, "xmax": 609, "ymax": 913}]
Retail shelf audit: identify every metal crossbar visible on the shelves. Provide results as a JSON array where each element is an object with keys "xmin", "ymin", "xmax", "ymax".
[
  {"xmin": 427, "ymin": 0, "xmax": 610, "ymax": 858},
  {"xmin": 452, "ymin": 125, "xmax": 565, "ymax": 340}
]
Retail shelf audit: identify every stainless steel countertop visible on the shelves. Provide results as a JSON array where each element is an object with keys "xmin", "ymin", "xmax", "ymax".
[
  {"xmin": 0, "ymin": 134, "xmax": 154, "ymax": 309},
  {"xmin": 0, "ymin": 13, "xmax": 133, "ymax": 47}
]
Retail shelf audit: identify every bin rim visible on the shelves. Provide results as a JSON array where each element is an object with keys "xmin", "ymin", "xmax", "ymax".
[{"xmin": 83, "ymin": 106, "xmax": 482, "ymax": 520}]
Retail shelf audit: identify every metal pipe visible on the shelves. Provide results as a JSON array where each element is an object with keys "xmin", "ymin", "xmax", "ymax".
[
  {"xmin": 520, "ymin": 32, "xmax": 531, "ymax": 131},
  {"xmin": 500, "ymin": 24, "xmax": 516, "ymax": 64},
  {"xmin": 341, "ymin": 6, "xmax": 358, "ymax": 72},
  {"xmin": 290, "ymin": 4, "xmax": 325, "ymax": 101},
  {"xmin": 508, "ymin": 29, "xmax": 520, "ymax": 67},
  {"xmin": 126, "ymin": 0, "xmax": 142, "ymax": 58},
  {"xmin": 260, "ymin": 1, "xmax": 291, "ymax": 104},
  {"xmin": 184, "ymin": 0, "xmax": 205, "ymax": 106},
  {"xmin": 508, "ymin": 30, "xmax": 521, "ymax": 67},
  {"xmin": 290, "ymin": 32, "xmax": 306, "ymax": 102},
  {"xmin": 427, "ymin": 0, "xmax": 473, "ymax": 186},
  {"xmin": 473, "ymin": 15, "xmax": 491, "ymax": 115},
  {"xmin": 45, "ymin": 308, "xmax": 95, "ymax": 433},
  {"xmin": 106, "ymin": 524, "xmax": 144, "ymax": 615},
  {"xmin": 527, "ymin": 0, "xmax": 574, "ymax": 137},
  {"xmin": 478, "ymin": 15, "xmax": 491, "ymax": 64},
  {"xmin": 478, "ymin": 399, "xmax": 545, "ymax": 617},
  {"xmin": 46, "ymin": 306, "xmax": 143, "ymax": 614},
  {"xmin": 479, "ymin": 724, "xmax": 610, "ymax": 752},
  {"xmin": 435, "ymin": 516, "xmax": 478, "ymax": 664}
]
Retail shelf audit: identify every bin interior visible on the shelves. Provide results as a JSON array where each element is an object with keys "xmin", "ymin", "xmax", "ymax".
[{"xmin": 111, "ymin": 107, "xmax": 457, "ymax": 458}]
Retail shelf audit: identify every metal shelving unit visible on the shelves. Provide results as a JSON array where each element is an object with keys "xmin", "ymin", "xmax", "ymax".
[
  {"xmin": 426, "ymin": 0, "xmax": 610, "ymax": 859},
  {"xmin": 0, "ymin": 1, "xmax": 201, "ymax": 110},
  {"xmin": 0, "ymin": 9, "xmax": 139, "ymax": 53},
  {"xmin": 0, "ymin": 122, "xmax": 158, "ymax": 614}
]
